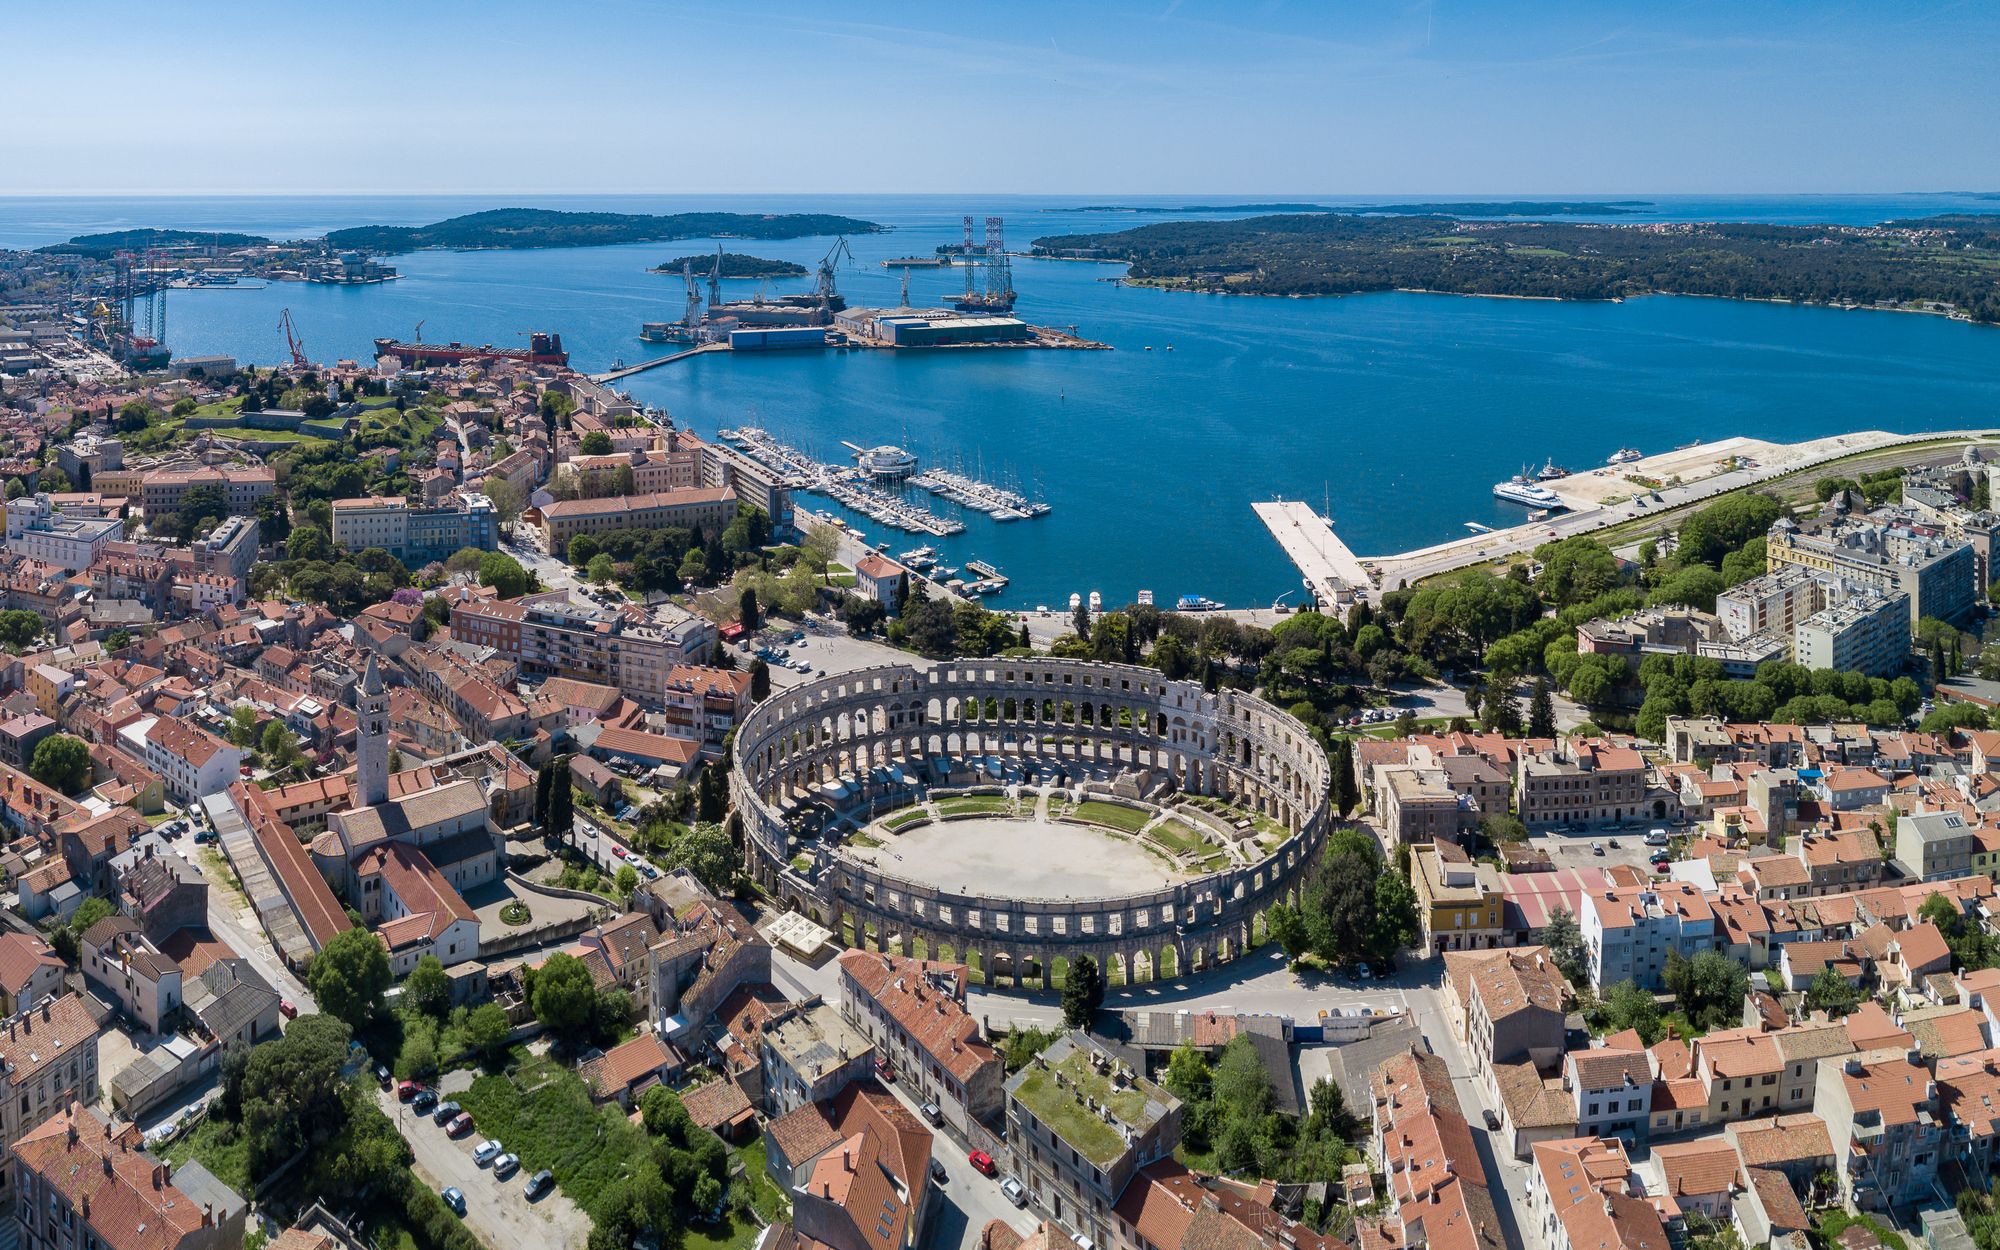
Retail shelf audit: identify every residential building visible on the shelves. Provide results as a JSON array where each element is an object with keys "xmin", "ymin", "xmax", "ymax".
[
  {"xmin": 852, "ymin": 554, "xmax": 907, "ymax": 613},
  {"xmin": 1897, "ymin": 808, "xmax": 1981, "ymax": 881},
  {"xmin": 1365, "ymin": 1046, "xmax": 1506, "ymax": 1250},
  {"xmin": 0, "ymin": 934, "xmax": 65, "ymax": 1016},
  {"xmin": 1814, "ymin": 1052, "xmax": 1942, "ymax": 1210},
  {"xmin": 765, "ymin": 1081, "xmax": 931, "ymax": 1250},
  {"xmin": 835, "ymin": 950, "xmax": 1004, "ymax": 1135},
  {"xmin": 1526, "ymin": 1136, "xmax": 1665, "ymax": 1250},
  {"xmin": 1004, "ymin": 1031, "xmax": 1182, "ymax": 1250},
  {"xmin": 78, "ymin": 917, "xmax": 181, "ymax": 1035},
  {"xmin": 1766, "ymin": 507, "xmax": 1977, "ymax": 627},
  {"xmin": 12, "ymin": 1103, "xmax": 245, "ymax": 1250},
  {"xmin": 139, "ymin": 464, "xmax": 274, "ymax": 517},
  {"xmin": 192, "ymin": 514, "xmax": 260, "ymax": 582},
  {"xmin": 330, "ymin": 494, "xmax": 497, "ymax": 564},
  {"xmin": 1376, "ymin": 763, "xmax": 1474, "ymax": 846},
  {"xmin": 1580, "ymin": 881, "xmax": 1717, "ymax": 991},
  {"xmin": 1452, "ymin": 946, "xmax": 1568, "ymax": 1074},
  {"xmin": 1412, "ymin": 841, "xmax": 1506, "ymax": 954},
  {"xmin": 2, "ymin": 495, "xmax": 120, "ymax": 572},
  {"xmin": 0, "ymin": 997, "xmax": 103, "ymax": 1208},
  {"xmin": 657, "ymin": 665, "xmax": 752, "ymax": 756},
  {"xmin": 120, "ymin": 716, "xmax": 242, "ymax": 805},
  {"xmin": 450, "ymin": 593, "xmax": 717, "ymax": 703},
  {"xmin": 1567, "ymin": 1045, "xmax": 1652, "ymax": 1139},
  {"xmin": 1516, "ymin": 738, "xmax": 1656, "ymax": 830},
  {"xmin": 761, "ymin": 998, "xmax": 875, "ymax": 1117},
  {"xmin": 1795, "ymin": 585, "xmax": 1911, "ymax": 677}
]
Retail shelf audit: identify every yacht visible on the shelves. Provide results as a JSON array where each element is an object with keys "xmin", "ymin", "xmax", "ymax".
[
  {"xmin": 1607, "ymin": 447, "xmax": 1642, "ymax": 465},
  {"xmin": 1493, "ymin": 473, "xmax": 1565, "ymax": 509}
]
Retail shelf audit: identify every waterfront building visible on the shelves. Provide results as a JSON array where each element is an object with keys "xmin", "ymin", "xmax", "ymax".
[
  {"xmin": 3, "ymin": 494, "xmax": 120, "ymax": 572},
  {"xmin": 852, "ymin": 554, "xmax": 907, "ymax": 614},
  {"xmin": 698, "ymin": 444, "xmax": 794, "ymax": 536},
  {"xmin": 528, "ymin": 487, "xmax": 737, "ymax": 550}
]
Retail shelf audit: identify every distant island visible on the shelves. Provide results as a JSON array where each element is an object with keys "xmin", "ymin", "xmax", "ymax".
[
  {"xmin": 41, "ymin": 228, "xmax": 273, "ymax": 258},
  {"xmin": 1063, "ymin": 200, "xmax": 1648, "ymax": 217},
  {"xmin": 1032, "ymin": 211, "xmax": 2000, "ymax": 322},
  {"xmin": 650, "ymin": 252, "xmax": 808, "ymax": 278},
  {"xmin": 324, "ymin": 208, "xmax": 882, "ymax": 253}
]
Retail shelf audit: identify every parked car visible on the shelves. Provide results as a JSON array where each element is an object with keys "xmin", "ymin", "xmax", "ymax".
[
  {"xmin": 375, "ymin": 1064, "xmax": 392, "ymax": 1089},
  {"xmin": 968, "ymin": 1150, "xmax": 997, "ymax": 1176},
  {"xmin": 412, "ymin": 1088, "xmax": 439, "ymax": 1114},
  {"xmin": 612, "ymin": 845, "xmax": 628, "ymax": 859},
  {"xmin": 526, "ymin": 1170, "xmax": 555, "ymax": 1199},
  {"xmin": 440, "ymin": 1188, "xmax": 466, "ymax": 1216},
  {"xmin": 1654, "ymin": 861, "xmax": 1672, "ymax": 873},
  {"xmin": 474, "ymin": 1140, "xmax": 502, "ymax": 1167},
  {"xmin": 1607, "ymin": 839, "xmax": 1620, "ymax": 849},
  {"xmin": 1644, "ymin": 829, "xmax": 1670, "ymax": 846},
  {"xmin": 493, "ymin": 1153, "xmax": 520, "ymax": 1180},
  {"xmin": 920, "ymin": 1102, "xmax": 943, "ymax": 1127},
  {"xmin": 279, "ymin": 1000, "xmax": 298, "ymax": 1020},
  {"xmin": 875, "ymin": 1058, "xmax": 896, "ymax": 1083},
  {"xmin": 1000, "ymin": 1177, "xmax": 1027, "ymax": 1207},
  {"xmin": 193, "ymin": 829, "xmax": 217, "ymax": 844},
  {"xmin": 447, "ymin": 1112, "xmax": 473, "ymax": 1137},
  {"xmin": 1482, "ymin": 1109, "xmax": 1501, "ymax": 1131},
  {"xmin": 432, "ymin": 1100, "xmax": 461, "ymax": 1126},
  {"xmin": 1591, "ymin": 842, "xmax": 1605, "ymax": 856},
  {"xmin": 397, "ymin": 1080, "xmax": 419, "ymax": 1102},
  {"xmin": 929, "ymin": 1158, "xmax": 948, "ymax": 1184}
]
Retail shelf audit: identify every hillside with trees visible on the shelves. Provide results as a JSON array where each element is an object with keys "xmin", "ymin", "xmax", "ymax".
[
  {"xmin": 327, "ymin": 209, "xmax": 883, "ymax": 253},
  {"xmin": 1032, "ymin": 213, "xmax": 2000, "ymax": 321}
]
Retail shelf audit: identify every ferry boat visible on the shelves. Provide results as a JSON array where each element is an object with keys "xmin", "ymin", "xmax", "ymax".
[
  {"xmin": 1177, "ymin": 595, "xmax": 1223, "ymax": 612},
  {"xmin": 1493, "ymin": 474, "xmax": 1565, "ymax": 509},
  {"xmin": 1607, "ymin": 447, "xmax": 1642, "ymax": 465}
]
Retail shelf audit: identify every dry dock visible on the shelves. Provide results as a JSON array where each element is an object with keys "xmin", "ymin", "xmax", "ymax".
[{"xmin": 1252, "ymin": 501, "xmax": 1371, "ymax": 607}]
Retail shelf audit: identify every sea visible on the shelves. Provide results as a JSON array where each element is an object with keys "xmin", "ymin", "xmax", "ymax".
[{"xmin": 6, "ymin": 192, "xmax": 2000, "ymax": 611}]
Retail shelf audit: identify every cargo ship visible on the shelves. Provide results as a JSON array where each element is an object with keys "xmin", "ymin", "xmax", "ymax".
[{"xmin": 371, "ymin": 332, "xmax": 568, "ymax": 367}]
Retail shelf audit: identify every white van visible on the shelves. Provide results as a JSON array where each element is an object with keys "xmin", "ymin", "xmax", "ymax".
[{"xmin": 1644, "ymin": 829, "xmax": 1670, "ymax": 846}]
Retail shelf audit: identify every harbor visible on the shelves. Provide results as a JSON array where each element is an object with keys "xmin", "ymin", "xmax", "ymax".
[{"xmin": 720, "ymin": 426, "xmax": 965, "ymax": 538}]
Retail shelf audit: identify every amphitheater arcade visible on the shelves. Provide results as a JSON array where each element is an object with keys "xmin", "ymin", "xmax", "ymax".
[{"xmin": 732, "ymin": 658, "xmax": 1332, "ymax": 987}]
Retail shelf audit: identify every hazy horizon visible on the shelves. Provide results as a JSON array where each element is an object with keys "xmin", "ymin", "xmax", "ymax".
[{"xmin": 7, "ymin": 2, "xmax": 1997, "ymax": 196}]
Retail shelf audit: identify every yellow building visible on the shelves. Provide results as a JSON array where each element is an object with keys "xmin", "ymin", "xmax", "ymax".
[{"xmin": 1412, "ymin": 841, "xmax": 1507, "ymax": 954}]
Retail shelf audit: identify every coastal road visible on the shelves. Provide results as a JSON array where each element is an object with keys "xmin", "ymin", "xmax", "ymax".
[{"xmin": 375, "ymin": 1086, "xmax": 592, "ymax": 1250}]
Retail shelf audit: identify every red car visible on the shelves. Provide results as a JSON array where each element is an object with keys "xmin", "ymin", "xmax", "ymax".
[
  {"xmin": 279, "ymin": 1000, "xmax": 298, "ymax": 1020},
  {"xmin": 447, "ymin": 1112, "xmax": 474, "ymax": 1137},
  {"xmin": 875, "ymin": 1058, "xmax": 896, "ymax": 1083},
  {"xmin": 613, "ymin": 846, "xmax": 628, "ymax": 859},
  {"xmin": 968, "ymin": 1150, "xmax": 996, "ymax": 1177},
  {"xmin": 397, "ymin": 1080, "xmax": 419, "ymax": 1102}
]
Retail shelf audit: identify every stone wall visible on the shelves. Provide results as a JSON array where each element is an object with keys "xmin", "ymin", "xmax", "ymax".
[{"xmin": 731, "ymin": 659, "xmax": 1330, "ymax": 986}]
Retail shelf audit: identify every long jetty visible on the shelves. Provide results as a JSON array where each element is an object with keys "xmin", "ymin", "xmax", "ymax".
[
  {"xmin": 591, "ymin": 342, "xmax": 726, "ymax": 383},
  {"xmin": 1252, "ymin": 501, "xmax": 1372, "ymax": 608}
]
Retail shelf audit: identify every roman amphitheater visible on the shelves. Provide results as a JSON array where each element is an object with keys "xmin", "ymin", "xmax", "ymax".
[{"xmin": 732, "ymin": 658, "xmax": 1331, "ymax": 988}]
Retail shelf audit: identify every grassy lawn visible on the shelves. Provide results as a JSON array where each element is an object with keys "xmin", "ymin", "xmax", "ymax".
[
  {"xmin": 735, "ymin": 1137, "xmax": 790, "ymax": 1222},
  {"xmin": 158, "ymin": 1117, "xmax": 250, "ymax": 1194},
  {"xmin": 881, "ymin": 809, "xmax": 930, "ymax": 832},
  {"xmin": 849, "ymin": 833, "xmax": 883, "ymax": 849},
  {"xmin": 685, "ymin": 1213, "xmax": 760, "ymax": 1250},
  {"xmin": 1144, "ymin": 820, "xmax": 1206, "ymax": 855},
  {"xmin": 937, "ymin": 795, "xmax": 1011, "ymax": 816},
  {"xmin": 1813, "ymin": 1213, "xmax": 1906, "ymax": 1250},
  {"xmin": 454, "ymin": 1056, "xmax": 649, "ymax": 1219},
  {"xmin": 1071, "ymin": 800, "xmax": 1152, "ymax": 834}
]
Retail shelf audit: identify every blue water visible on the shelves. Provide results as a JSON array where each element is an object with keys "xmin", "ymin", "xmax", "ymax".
[{"xmin": 6, "ymin": 192, "xmax": 2000, "ymax": 609}]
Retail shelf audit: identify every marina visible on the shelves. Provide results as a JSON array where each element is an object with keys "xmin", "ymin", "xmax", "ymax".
[
  {"xmin": 908, "ymin": 465, "xmax": 1051, "ymax": 521},
  {"xmin": 719, "ymin": 426, "xmax": 965, "ymax": 537}
]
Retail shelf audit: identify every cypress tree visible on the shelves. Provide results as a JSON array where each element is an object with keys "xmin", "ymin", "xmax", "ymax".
[
  {"xmin": 535, "ymin": 761, "xmax": 554, "ymax": 830},
  {"xmin": 1528, "ymin": 678, "xmax": 1557, "ymax": 740}
]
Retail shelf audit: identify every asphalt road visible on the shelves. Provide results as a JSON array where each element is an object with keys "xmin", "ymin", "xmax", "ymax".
[
  {"xmin": 374, "ymin": 1085, "xmax": 592, "ymax": 1250},
  {"xmin": 872, "ymin": 1079, "xmax": 1033, "ymax": 1250}
]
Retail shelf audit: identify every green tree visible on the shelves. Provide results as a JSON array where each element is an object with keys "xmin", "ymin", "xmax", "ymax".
[
  {"xmin": 1327, "ymin": 737, "xmax": 1359, "ymax": 817},
  {"xmin": 287, "ymin": 525, "xmax": 333, "ymax": 562},
  {"xmin": 1805, "ymin": 966, "xmax": 1861, "ymax": 1018},
  {"xmin": 28, "ymin": 734, "xmax": 90, "ymax": 796},
  {"xmin": 1528, "ymin": 678, "xmax": 1557, "ymax": 739},
  {"xmin": 578, "ymin": 431, "xmax": 613, "ymax": 456},
  {"xmin": 653, "ymin": 821, "xmax": 734, "ymax": 893},
  {"xmin": 739, "ymin": 587, "xmax": 760, "ymax": 631},
  {"xmin": 567, "ymin": 534, "xmax": 602, "ymax": 568},
  {"xmin": 1062, "ymin": 955, "xmax": 1104, "ymax": 1028},
  {"xmin": 307, "ymin": 927, "xmax": 393, "ymax": 1032},
  {"xmin": 464, "ymin": 1002, "xmax": 511, "ymax": 1058},
  {"xmin": 0, "ymin": 610, "xmax": 45, "ymax": 648},
  {"xmin": 615, "ymin": 864, "xmax": 639, "ymax": 901},
  {"xmin": 1595, "ymin": 979, "xmax": 1664, "ymax": 1044},
  {"xmin": 1162, "ymin": 1042, "xmax": 1212, "ymax": 1105},
  {"xmin": 586, "ymin": 553, "xmax": 616, "ymax": 584},
  {"xmin": 529, "ymin": 951, "xmax": 598, "ymax": 1042},
  {"xmin": 547, "ymin": 764, "xmax": 575, "ymax": 844},
  {"xmin": 1532, "ymin": 537, "xmax": 1622, "ymax": 609},
  {"xmin": 1677, "ymin": 493, "xmax": 1786, "ymax": 568},
  {"xmin": 1543, "ymin": 907, "xmax": 1588, "ymax": 987},
  {"xmin": 748, "ymin": 658, "xmax": 771, "ymax": 702},
  {"xmin": 402, "ymin": 954, "xmax": 451, "ymax": 1019},
  {"xmin": 1267, "ymin": 902, "xmax": 1309, "ymax": 960},
  {"xmin": 478, "ymin": 551, "xmax": 530, "ymax": 598},
  {"xmin": 237, "ymin": 1013, "xmax": 354, "ymax": 1173}
]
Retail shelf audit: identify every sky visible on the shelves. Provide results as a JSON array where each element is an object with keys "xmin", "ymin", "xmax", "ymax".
[{"xmin": 4, "ymin": 0, "xmax": 1997, "ymax": 195}]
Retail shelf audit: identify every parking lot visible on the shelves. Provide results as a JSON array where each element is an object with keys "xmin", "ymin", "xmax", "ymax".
[
  {"xmin": 374, "ymin": 1084, "xmax": 590, "ymax": 1250},
  {"xmin": 1532, "ymin": 824, "xmax": 1675, "ymax": 876}
]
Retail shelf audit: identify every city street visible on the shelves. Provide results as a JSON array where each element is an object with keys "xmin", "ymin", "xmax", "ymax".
[
  {"xmin": 872, "ymin": 1079, "xmax": 1034, "ymax": 1250},
  {"xmin": 374, "ymin": 1085, "xmax": 592, "ymax": 1250}
]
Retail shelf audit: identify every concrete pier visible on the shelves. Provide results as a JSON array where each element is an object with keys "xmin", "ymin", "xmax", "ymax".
[{"xmin": 1252, "ymin": 500, "xmax": 1373, "ymax": 607}]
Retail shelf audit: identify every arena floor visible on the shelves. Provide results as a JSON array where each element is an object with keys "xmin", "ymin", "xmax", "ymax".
[{"xmin": 841, "ymin": 813, "xmax": 1185, "ymax": 900}]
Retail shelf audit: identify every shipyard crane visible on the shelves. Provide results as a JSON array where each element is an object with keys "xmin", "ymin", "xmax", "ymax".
[
  {"xmin": 682, "ymin": 260, "xmax": 704, "ymax": 336},
  {"xmin": 708, "ymin": 244, "xmax": 723, "ymax": 310},
  {"xmin": 963, "ymin": 215, "xmax": 978, "ymax": 301},
  {"xmin": 813, "ymin": 236, "xmax": 855, "ymax": 319},
  {"xmin": 278, "ymin": 308, "xmax": 308, "ymax": 369}
]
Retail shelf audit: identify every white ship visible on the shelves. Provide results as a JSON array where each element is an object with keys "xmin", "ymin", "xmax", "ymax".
[
  {"xmin": 1607, "ymin": 447, "xmax": 1642, "ymax": 465},
  {"xmin": 1493, "ymin": 474, "xmax": 1565, "ymax": 509}
]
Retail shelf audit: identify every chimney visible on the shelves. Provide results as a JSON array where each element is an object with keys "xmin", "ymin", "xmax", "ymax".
[
  {"xmin": 81, "ymin": 1195, "xmax": 89, "ymax": 1218},
  {"xmin": 202, "ymin": 1205, "xmax": 213, "ymax": 1228},
  {"xmin": 152, "ymin": 1164, "xmax": 163, "ymax": 1190}
]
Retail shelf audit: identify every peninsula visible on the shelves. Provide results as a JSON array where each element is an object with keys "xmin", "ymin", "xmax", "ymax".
[
  {"xmin": 1064, "ymin": 199, "xmax": 1648, "ymax": 217},
  {"xmin": 324, "ymin": 208, "xmax": 883, "ymax": 253},
  {"xmin": 650, "ymin": 252, "xmax": 808, "ymax": 278},
  {"xmin": 1033, "ymin": 211, "xmax": 2000, "ymax": 321}
]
